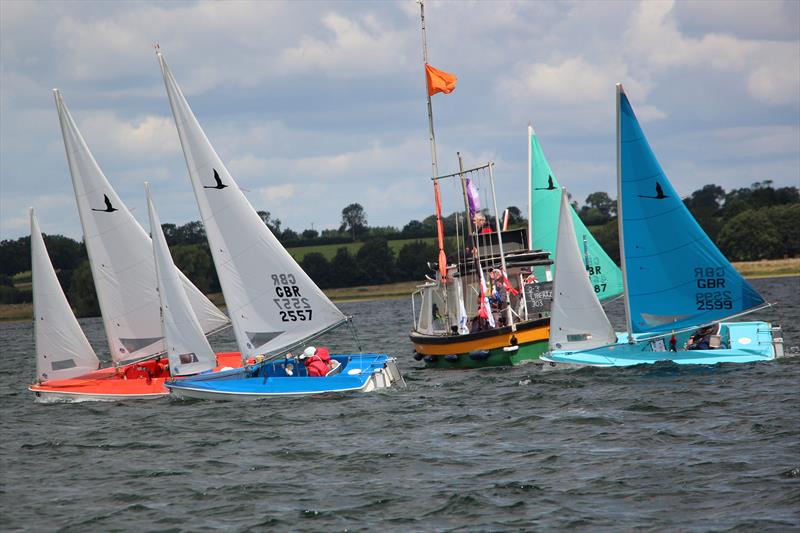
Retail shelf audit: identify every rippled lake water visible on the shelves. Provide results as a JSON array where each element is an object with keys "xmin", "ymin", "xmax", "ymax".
[{"xmin": 1, "ymin": 276, "xmax": 798, "ymax": 531}]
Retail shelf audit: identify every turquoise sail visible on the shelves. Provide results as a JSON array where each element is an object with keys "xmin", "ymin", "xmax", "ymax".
[
  {"xmin": 618, "ymin": 88, "xmax": 766, "ymax": 334},
  {"xmin": 529, "ymin": 126, "xmax": 623, "ymax": 300}
]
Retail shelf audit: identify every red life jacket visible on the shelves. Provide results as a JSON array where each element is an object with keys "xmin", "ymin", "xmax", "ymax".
[
  {"xmin": 304, "ymin": 355, "xmax": 329, "ymax": 377},
  {"xmin": 316, "ymin": 347, "xmax": 331, "ymax": 365}
]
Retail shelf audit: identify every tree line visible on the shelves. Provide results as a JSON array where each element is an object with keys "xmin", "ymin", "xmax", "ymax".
[{"xmin": 1, "ymin": 181, "xmax": 796, "ymax": 316}]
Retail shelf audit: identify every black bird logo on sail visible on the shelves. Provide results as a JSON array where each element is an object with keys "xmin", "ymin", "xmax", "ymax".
[
  {"xmin": 535, "ymin": 175, "xmax": 557, "ymax": 191},
  {"xmin": 91, "ymin": 194, "xmax": 118, "ymax": 212},
  {"xmin": 203, "ymin": 169, "xmax": 228, "ymax": 190},
  {"xmin": 638, "ymin": 182, "xmax": 668, "ymax": 200}
]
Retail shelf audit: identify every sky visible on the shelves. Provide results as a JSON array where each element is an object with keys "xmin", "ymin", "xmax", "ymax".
[{"xmin": 1, "ymin": 0, "xmax": 798, "ymax": 241}]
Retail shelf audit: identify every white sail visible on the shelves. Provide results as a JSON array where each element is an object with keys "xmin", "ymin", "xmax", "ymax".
[
  {"xmin": 549, "ymin": 188, "xmax": 617, "ymax": 351},
  {"xmin": 31, "ymin": 208, "xmax": 100, "ymax": 381},
  {"xmin": 53, "ymin": 90, "xmax": 229, "ymax": 363},
  {"xmin": 146, "ymin": 184, "xmax": 216, "ymax": 376},
  {"xmin": 157, "ymin": 51, "xmax": 347, "ymax": 360}
]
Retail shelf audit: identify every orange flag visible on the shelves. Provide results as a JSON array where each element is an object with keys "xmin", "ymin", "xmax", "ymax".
[{"xmin": 425, "ymin": 63, "xmax": 457, "ymax": 96}]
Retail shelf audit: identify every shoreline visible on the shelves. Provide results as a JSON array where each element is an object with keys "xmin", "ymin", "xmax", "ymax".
[{"xmin": 2, "ymin": 260, "xmax": 798, "ymax": 323}]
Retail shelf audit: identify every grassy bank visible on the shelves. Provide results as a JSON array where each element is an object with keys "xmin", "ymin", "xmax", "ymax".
[{"xmin": 2, "ymin": 259, "xmax": 798, "ymax": 323}]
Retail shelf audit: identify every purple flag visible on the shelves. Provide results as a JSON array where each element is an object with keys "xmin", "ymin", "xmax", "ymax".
[{"xmin": 466, "ymin": 178, "xmax": 480, "ymax": 218}]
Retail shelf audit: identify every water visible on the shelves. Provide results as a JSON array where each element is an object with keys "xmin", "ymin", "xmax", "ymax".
[{"xmin": 1, "ymin": 276, "xmax": 798, "ymax": 531}]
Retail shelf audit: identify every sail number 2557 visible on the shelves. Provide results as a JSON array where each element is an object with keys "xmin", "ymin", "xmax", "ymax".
[{"xmin": 272, "ymin": 274, "xmax": 313, "ymax": 321}]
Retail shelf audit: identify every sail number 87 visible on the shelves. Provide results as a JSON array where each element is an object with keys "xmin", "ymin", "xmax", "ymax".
[{"xmin": 594, "ymin": 283, "xmax": 607, "ymax": 293}]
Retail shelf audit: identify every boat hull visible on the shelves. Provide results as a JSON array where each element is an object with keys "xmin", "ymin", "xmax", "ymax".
[
  {"xmin": 542, "ymin": 321, "xmax": 781, "ymax": 368},
  {"xmin": 29, "ymin": 351, "xmax": 244, "ymax": 402},
  {"xmin": 410, "ymin": 317, "xmax": 550, "ymax": 369},
  {"xmin": 165, "ymin": 354, "xmax": 404, "ymax": 400}
]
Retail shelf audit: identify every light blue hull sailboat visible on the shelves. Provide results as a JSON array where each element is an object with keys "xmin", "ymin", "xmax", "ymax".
[
  {"xmin": 542, "ymin": 85, "xmax": 784, "ymax": 368},
  {"xmin": 545, "ymin": 322, "xmax": 780, "ymax": 367}
]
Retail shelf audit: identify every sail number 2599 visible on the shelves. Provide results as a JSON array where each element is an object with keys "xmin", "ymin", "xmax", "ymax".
[{"xmin": 272, "ymin": 273, "xmax": 313, "ymax": 322}]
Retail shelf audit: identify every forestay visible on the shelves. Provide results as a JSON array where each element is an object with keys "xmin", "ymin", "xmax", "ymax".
[
  {"xmin": 549, "ymin": 190, "xmax": 617, "ymax": 351},
  {"xmin": 31, "ymin": 208, "xmax": 100, "ymax": 381},
  {"xmin": 157, "ymin": 52, "xmax": 347, "ymax": 361},
  {"xmin": 618, "ymin": 87, "xmax": 766, "ymax": 334},
  {"xmin": 54, "ymin": 90, "xmax": 229, "ymax": 363},
  {"xmin": 529, "ymin": 124, "xmax": 623, "ymax": 300},
  {"xmin": 147, "ymin": 184, "xmax": 216, "ymax": 376}
]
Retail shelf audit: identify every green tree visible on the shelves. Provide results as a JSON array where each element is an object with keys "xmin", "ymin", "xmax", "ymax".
[
  {"xmin": 396, "ymin": 241, "xmax": 437, "ymax": 280},
  {"xmin": 356, "ymin": 237, "xmax": 395, "ymax": 284},
  {"xmin": 68, "ymin": 260, "xmax": 100, "ymax": 317},
  {"xmin": 401, "ymin": 220, "xmax": 431, "ymax": 238},
  {"xmin": 301, "ymin": 229, "xmax": 319, "ymax": 240},
  {"xmin": 257, "ymin": 210, "xmax": 281, "ymax": 235},
  {"xmin": 590, "ymin": 220, "xmax": 620, "ymax": 265},
  {"xmin": 301, "ymin": 252, "xmax": 330, "ymax": 288},
  {"xmin": 329, "ymin": 247, "xmax": 363, "ymax": 287},
  {"xmin": 718, "ymin": 209, "xmax": 782, "ymax": 261},
  {"xmin": 174, "ymin": 220, "xmax": 207, "ymax": 245},
  {"xmin": 584, "ymin": 192, "xmax": 615, "ymax": 218},
  {"xmin": 340, "ymin": 203, "xmax": 367, "ymax": 241},
  {"xmin": 766, "ymin": 204, "xmax": 800, "ymax": 258},
  {"xmin": 171, "ymin": 244, "xmax": 213, "ymax": 293}
]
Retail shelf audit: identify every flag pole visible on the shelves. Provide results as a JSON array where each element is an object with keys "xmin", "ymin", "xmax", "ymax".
[
  {"xmin": 419, "ymin": 0, "xmax": 447, "ymax": 281},
  {"xmin": 419, "ymin": 0, "xmax": 438, "ymax": 179}
]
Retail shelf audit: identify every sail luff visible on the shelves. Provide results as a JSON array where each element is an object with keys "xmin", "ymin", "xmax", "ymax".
[
  {"xmin": 31, "ymin": 208, "xmax": 100, "ymax": 381},
  {"xmin": 146, "ymin": 183, "xmax": 216, "ymax": 376},
  {"xmin": 527, "ymin": 123, "xmax": 533, "ymax": 250},
  {"xmin": 157, "ymin": 51, "xmax": 346, "ymax": 360},
  {"xmin": 616, "ymin": 83, "xmax": 634, "ymax": 341}
]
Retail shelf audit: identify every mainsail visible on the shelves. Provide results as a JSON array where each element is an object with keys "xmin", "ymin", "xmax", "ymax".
[
  {"xmin": 146, "ymin": 184, "xmax": 216, "ymax": 376},
  {"xmin": 617, "ymin": 85, "xmax": 766, "ymax": 335},
  {"xmin": 31, "ymin": 208, "xmax": 100, "ymax": 381},
  {"xmin": 549, "ymin": 189, "xmax": 617, "ymax": 351},
  {"xmin": 157, "ymin": 51, "xmax": 347, "ymax": 360},
  {"xmin": 528, "ymin": 124, "xmax": 623, "ymax": 300},
  {"xmin": 53, "ymin": 90, "xmax": 229, "ymax": 363}
]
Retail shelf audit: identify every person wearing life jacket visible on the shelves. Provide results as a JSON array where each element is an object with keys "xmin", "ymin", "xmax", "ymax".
[
  {"xmin": 299, "ymin": 346, "xmax": 329, "ymax": 377},
  {"xmin": 303, "ymin": 346, "xmax": 335, "ymax": 370}
]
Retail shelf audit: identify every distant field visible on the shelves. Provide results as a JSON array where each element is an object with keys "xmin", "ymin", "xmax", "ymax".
[{"xmin": 287, "ymin": 237, "xmax": 450, "ymax": 262}]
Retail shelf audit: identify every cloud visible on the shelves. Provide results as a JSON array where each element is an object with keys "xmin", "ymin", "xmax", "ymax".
[
  {"xmin": 1, "ymin": 0, "xmax": 797, "ymax": 242},
  {"xmin": 277, "ymin": 13, "xmax": 410, "ymax": 76},
  {"xmin": 624, "ymin": 0, "xmax": 799, "ymax": 105},
  {"xmin": 260, "ymin": 184, "xmax": 296, "ymax": 203},
  {"xmin": 77, "ymin": 112, "xmax": 181, "ymax": 161}
]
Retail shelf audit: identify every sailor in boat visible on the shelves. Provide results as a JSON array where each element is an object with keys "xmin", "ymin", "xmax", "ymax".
[
  {"xmin": 298, "ymin": 347, "xmax": 330, "ymax": 377},
  {"xmin": 302, "ymin": 346, "xmax": 335, "ymax": 372},
  {"xmin": 687, "ymin": 324, "xmax": 720, "ymax": 350}
]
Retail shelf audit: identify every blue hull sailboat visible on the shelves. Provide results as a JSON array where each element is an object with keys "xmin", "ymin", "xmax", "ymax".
[
  {"xmin": 167, "ymin": 354, "xmax": 401, "ymax": 400},
  {"xmin": 542, "ymin": 85, "xmax": 784, "ymax": 368},
  {"xmin": 155, "ymin": 50, "xmax": 404, "ymax": 399}
]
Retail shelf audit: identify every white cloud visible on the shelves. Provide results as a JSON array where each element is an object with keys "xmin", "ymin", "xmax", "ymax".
[
  {"xmin": 78, "ymin": 112, "xmax": 180, "ymax": 160},
  {"xmin": 277, "ymin": 13, "xmax": 409, "ymax": 76},
  {"xmin": 260, "ymin": 184, "xmax": 296, "ymax": 203},
  {"xmin": 1, "ymin": 0, "xmax": 797, "ymax": 241}
]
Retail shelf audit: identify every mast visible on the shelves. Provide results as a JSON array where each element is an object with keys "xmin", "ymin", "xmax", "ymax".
[
  {"xmin": 616, "ymin": 83, "xmax": 634, "ymax": 343},
  {"xmin": 527, "ymin": 123, "xmax": 534, "ymax": 250},
  {"xmin": 419, "ymin": 0, "xmax": 447, "ymax": 280},
  {"xmin": 457, "ymin": 152, "xmax": 473, "ymax": 239},
  {"xmin": 488, "ymin": 162, "xmax": 514, "ymax": 329}
]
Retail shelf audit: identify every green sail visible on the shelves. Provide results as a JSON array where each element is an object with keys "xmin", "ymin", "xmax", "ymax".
[{"xmin": 528, "ymin": 125, "xmax": 623, "ymax": 301}]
